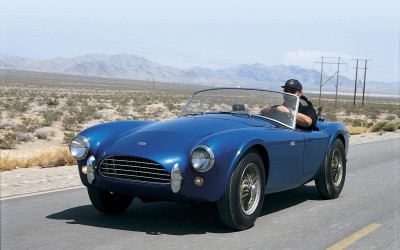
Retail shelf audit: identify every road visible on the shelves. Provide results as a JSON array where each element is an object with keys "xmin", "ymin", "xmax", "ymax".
[{"xmin": 1, "ymin": 139, "xmax": 399, "ymax": 249}]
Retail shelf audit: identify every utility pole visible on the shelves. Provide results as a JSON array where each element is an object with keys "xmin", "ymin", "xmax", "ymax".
[
  {"xmin": 319, "ymin": 57, "xmax": 324, "ymax": 106},
  {"xmin": 352, "ymin": 59, "xmax": 370, "ymax": 106},
  {"xmin": 314, "ymin": 57, "xmax": 347, "ymax": 108},
  {"xmin": 362, "ymin": 60, "xmax": 368, "ymax": 106},
  {"xmin": 353, "ymin": 59, "xmax": 359, "ymax": 106}
]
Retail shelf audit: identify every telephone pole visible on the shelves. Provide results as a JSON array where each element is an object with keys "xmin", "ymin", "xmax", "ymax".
[
  {"xmin": 314, "ymin": 57, "xmax": 347, "ymax": 107},
  {"xmin": 353, "ymin": 59, "xmax": 370, "ymax": 106}
]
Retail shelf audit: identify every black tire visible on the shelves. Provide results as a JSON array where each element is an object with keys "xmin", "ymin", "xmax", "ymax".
[
  {"xmin": 217, "ymin": 150, "xmax": 266, "ymax": 230},
  {"xmin": 315, "ymin": 139, "xmax": 346, "ymax": 199},
  {"xmin": 87, "ymin": 187, "xmax": 134, "ymax": 214}
]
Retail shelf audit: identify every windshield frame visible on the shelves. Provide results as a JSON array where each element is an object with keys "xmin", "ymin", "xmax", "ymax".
[{"xmin": 179, "ymin": 87, "xmax": 299, "ymax": 130}]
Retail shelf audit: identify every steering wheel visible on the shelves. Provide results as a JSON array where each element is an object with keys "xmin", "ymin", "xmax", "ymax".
[{"xmin": 261, "ymin": 105, "xmax": 294, "ymax": 125}]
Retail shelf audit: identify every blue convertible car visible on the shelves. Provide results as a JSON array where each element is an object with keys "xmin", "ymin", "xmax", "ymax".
[{"xmin": 69, "ymin": 88, "xmax": 348, "ymax": 230}]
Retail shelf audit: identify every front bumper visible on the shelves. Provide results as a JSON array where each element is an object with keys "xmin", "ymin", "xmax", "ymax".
[{"xmin": 77, "ymin": 161, "xmax": 224, "ymax": 203}]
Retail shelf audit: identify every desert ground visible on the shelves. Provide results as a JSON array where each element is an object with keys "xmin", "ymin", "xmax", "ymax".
[{"xmin": 1, "ymin": 69, "xmax": 399, "ymax": 197}]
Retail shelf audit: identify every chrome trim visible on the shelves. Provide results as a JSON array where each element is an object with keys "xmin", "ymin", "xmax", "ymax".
[
  {"xmin": 85, "ymin": 155, "xmax": 96, "ymax": 184},
  {"xmin": 99, "ymin": 155, "xmax": 170, "ymax": 184},
  {"xmin": 190, "ymin": 145, "xmax": 215, "ymax": 172},
  {"xmin": 69, "ymin": 135, "xmax": 90, "ymax": 160},
  {"xmin": 171, "ymin": 163, "xmax": 183, "ymax": 193}
]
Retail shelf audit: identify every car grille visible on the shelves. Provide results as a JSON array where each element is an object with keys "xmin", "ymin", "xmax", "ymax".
[{"xmin": 99, "ymin": 155, "xmax": 170, "ymax": 184}]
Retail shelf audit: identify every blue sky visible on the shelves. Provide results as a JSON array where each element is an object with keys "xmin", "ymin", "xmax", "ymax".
[{"xmin": 1, "ymin": 0, "xmax": 399, "ymax": 82}]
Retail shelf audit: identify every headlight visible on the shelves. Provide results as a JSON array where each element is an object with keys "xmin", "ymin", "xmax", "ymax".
[
  {"xmin": 190, "ymin": 145, "xmax": 215, "ymax": 172},
  {"xmin": 69, "ymin": 135, "xmax": 90, "ymax": 160}
]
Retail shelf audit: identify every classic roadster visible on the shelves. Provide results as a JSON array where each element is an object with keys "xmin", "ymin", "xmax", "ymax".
[{"xmin": 69, "ymin": 88, "xmax": 348, "ymax": 230}]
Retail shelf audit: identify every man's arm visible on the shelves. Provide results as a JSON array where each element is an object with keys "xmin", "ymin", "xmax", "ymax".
[
  {"xmin": 296, "ymin": 112, "xmax": 313, "ymax": 127},
  {"xmin": 298, "ymin": 105, "xmax": 318, "ymax": 129}
]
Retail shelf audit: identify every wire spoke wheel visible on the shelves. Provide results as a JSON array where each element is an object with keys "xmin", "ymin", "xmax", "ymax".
[
  {"xmin": 217, "ymin": 150, "xmax": 265, "ymax": 230},
  {"xmin": 331, "ymin": 148, "xmax": 343, "ymax": 186},
  {"xmin": 239, "ymin": 163, "xmax": 261, "ymax": 215},
  {"xmin": 315, "ymin": 138, "xmax": 346, "ymax": 199}
]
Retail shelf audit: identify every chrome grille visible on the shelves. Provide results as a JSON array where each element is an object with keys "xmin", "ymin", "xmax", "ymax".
[{"xmin": 99, "ymin": 155, "xmax": 170, "ymax": 184}]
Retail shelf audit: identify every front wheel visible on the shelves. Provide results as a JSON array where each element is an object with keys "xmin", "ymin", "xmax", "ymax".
[
  {"xmin": 218, "ymin": 150, "xmax": 266, "ymax": 230},
  {"xmin": 315, "ymin": 138, "xmax": 346, "ymax": 199},
  {"xmin": 87, "ymin": 187, "xmax": 134, "ymax": 214}
]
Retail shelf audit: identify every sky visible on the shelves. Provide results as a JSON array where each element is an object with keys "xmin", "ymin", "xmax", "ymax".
[{"xmin": 1, "ymin": 0, "xmax": 399, "ymax": 82}]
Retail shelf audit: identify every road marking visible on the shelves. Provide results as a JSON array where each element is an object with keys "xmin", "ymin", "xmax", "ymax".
[
  {"xmin": 326, "ymin": 223, "xmax": 382, "ymax": 250},
  {"xmin": 0, "ymin": 186, "xmax": 85, "ymax": 201}
]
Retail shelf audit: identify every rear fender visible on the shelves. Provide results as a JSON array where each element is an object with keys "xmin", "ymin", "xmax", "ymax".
[
  {"xmin": 324, "ymin": 122, "xmax": 349, "ymax": 157},
  {"xmin": 313, "ymin": 121, "xmax": 349, "ymax": 180}
]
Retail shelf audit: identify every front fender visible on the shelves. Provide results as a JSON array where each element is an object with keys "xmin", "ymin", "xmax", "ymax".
[
  {"xmin": 77, "ymin": 120, "xmax": 157, "ymax": 163},
  {"xmin": 196, "ymin": 128, "xmax": 271, "ymax": 201}
]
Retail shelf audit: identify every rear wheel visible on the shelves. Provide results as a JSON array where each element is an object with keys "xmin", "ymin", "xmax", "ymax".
[
  {"xmin": 218, "ymin": 150, "xmax": 266, "ymax": 230},
  {"xmin": 315, "ymin": 139, "xmax": 346, "ymax": 199},
  {"xmin": 87, "ymin": 187, "xmax": 134, "ymax": 214}
]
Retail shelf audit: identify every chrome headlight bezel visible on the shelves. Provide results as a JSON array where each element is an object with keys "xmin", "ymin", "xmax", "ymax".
[
  {"xmin": 69, "ymin": 135, "xmax": 90, "ymax": 160},
  {"xmin": 190, "ymin": 145, "xmax": 215, "ymax": 172}
]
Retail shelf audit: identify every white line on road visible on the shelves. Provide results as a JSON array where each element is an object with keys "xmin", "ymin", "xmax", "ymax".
[{"xmin": 0, "ymin": 186, "xmax": 85, "ymax": 201}]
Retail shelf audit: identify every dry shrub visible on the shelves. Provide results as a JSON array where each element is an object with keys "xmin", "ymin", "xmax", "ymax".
[
  {"xmin": 0, "ymin": 121, "xmax": 15, "ymax": 129},
  {"xmin": 0, "ymin": 131, "xmax": 18, "ymax": 149},
  {"xmin": 347, "ymin": 126, "xmax": 369, "ymax": 135},
  {"xmin": 382, "ymin": 122, "xmax": 398, "ymax": 132},
  {"xmin": 17, "ymin": 132, "xmax": 36, "ymax": 142},
  {"xmin": 63, "ymin": 132, "xmax": 77, "ymax": 143},
  {"xmin": 0, "ymin": 149, "xmax": 77, "ymax": 171},
  {"xmin": 17, "ymin": 117, "xmax": 42, "ymax": 133},
  {"xmin": 41, "ymin": 108, "xmax": 62, "ymax": 126},
  {"xmin": 385, "ymin": 114, "xmax": 397, "ymax": 121},
  {"xmin": 371, "ymin": 121, "xmax": 389, "ymax": 132},
  {"xmin": 35, "ymin": 127, "xmax": 56, "ymax": 139}
]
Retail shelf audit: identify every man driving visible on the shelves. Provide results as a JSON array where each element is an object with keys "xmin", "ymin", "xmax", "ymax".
[{"xmin": 262, "ymin": 79, "xmax": 318, "ymax": 130}]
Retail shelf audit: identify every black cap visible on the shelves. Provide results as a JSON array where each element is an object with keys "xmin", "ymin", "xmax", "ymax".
[{"xmin": 281, "ymin": 79, "xmax": 302, "ymax": 90}]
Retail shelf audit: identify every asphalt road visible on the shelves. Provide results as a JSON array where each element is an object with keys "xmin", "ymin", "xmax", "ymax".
[{"xmin": 1, "ymin": 139, "xmax": 399, "ymax": 250}]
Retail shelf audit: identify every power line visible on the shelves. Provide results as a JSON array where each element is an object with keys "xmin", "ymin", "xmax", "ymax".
[{"xmin": 23, "ymin": 28, "xmax": 241, "ymax": 68}]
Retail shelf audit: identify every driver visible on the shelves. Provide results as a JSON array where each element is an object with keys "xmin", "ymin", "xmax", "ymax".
[{"xmin": 261, "ymin": 79, "xmax": 318, "ymax": 130}]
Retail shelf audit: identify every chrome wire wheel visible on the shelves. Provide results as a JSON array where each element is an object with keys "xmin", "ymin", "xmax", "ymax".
[
  {"xmin": 218, "ymin": 150, "xmax": 265, "ymax": 230},
  {"xmin": 239, "ymin": 163, "xmax": 261, "ymax": 215},
  {"xmin": 315, "ymin": 138, "xmax": 346, "ymax": 199},
  {"xmin": 331, "ymin": 148, "xmax": 343, "ymax": 186}
]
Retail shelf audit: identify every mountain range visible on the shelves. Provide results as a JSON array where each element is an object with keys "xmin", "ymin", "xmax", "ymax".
[{"xmin": 0, "ymin": 53, "xmax": 398, "ymax": 95}]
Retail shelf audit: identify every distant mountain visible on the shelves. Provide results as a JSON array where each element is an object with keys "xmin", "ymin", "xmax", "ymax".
[
  {"xmin": 0, "ymin": 53, "xmax": 398, "ymax": 95},
  {"xmin": 0, "ymin": 52, "xmax": 14, "ymax": 59}
]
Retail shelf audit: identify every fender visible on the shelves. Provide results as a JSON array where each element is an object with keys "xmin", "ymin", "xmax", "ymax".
[
  {"xmin": 324, "ymin": 121, "xmax": 349, "ymax": 156},
  {"xmin": 197, "ymin": 127, "xmax": 305, "ymax": 200},
  {"xmin": 77, "ymin": 120, "xmax": 157, "ymax": 162}
]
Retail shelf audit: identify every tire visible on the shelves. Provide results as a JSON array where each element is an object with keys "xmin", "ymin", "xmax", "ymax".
[
  {"xmin": 217, "ymin": 150, "xmax": 266, "ymax": 230},
  {"xmin": 87, "ymin": 187, "xmax": 134, "ymax": 214},
  {"xmin": 315, "ymin": 138, "xmax": 346, "ymax": 199}
]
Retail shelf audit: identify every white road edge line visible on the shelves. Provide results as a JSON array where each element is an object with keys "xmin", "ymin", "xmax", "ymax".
[{"xmin": 0, "ymin": 186, "xmax": 85, "ymax": 201}]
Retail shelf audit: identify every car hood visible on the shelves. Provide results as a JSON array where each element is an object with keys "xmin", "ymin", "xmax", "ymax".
[
  {"xmin": 137, "ymin": 115, "xmax": 266, "ymax": 137},
  {"xmin": 102, "ymin": 115, "xmax": 267, "ymax": 167}
]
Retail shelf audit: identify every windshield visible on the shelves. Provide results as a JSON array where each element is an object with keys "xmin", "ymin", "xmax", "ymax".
[{"xmin": 179, "ymin": 88, "xmax": 299, "ymax": 129}]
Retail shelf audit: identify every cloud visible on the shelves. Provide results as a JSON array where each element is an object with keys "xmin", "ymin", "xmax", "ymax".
[{"xmin": 282, "ymin": 50, "xmax": 351, "ymax": 69}]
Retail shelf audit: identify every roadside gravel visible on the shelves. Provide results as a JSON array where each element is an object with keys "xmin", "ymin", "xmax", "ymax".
[{"xmin": 1, "ymin": 131, "xmax": 399, "ymax": 198}]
